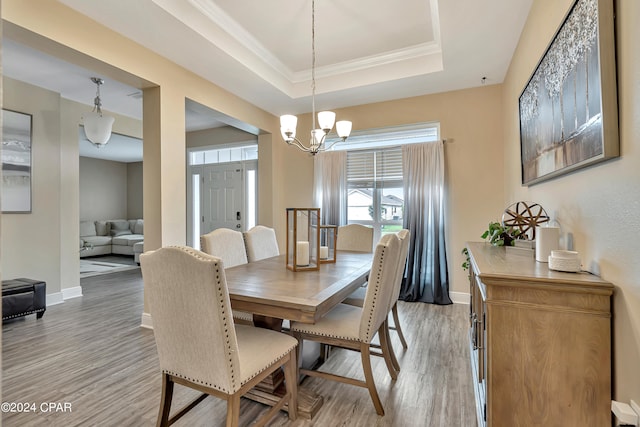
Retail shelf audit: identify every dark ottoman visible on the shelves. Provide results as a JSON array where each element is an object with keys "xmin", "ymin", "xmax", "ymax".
[{"xmin": 2, "ymin": 278, "xmax": 46, "ymax": 320}]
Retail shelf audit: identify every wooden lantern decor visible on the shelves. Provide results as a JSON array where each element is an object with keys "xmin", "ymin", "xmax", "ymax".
[
  {"xmin": 286, "ymin": 208, "xmax": 320, "ymax": 271},
  {"xmin": 319, "ymin": 225, "xmax": 337, "ymax": 264}
]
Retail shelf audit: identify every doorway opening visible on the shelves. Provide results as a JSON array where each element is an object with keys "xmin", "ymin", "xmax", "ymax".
[{"xmin": 187, "ymin": 144, "xmax": 258, "ymax": 249}]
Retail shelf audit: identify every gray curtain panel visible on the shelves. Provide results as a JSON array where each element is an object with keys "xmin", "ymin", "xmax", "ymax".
[
  {"xmin": 313, "ymin": 151, "xmax": 347, "ymax": 226},
  {"xmin": 400, "ymin": 142, "xmax": 452, "ymax": 305}
]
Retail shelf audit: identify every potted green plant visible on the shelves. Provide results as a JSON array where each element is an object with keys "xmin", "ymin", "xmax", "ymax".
[
  {"xmin": 462, "ymin": 221, "xmax": 524, "ymax": 272},
  {"xmin": 481, "ymin": 221, "xmax": 522, "ymax": 247}
]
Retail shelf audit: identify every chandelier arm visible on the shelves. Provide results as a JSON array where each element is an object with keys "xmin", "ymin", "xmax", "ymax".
[
  {"xmin": 320, "ymin": 137, "xmax": 345, "ymax": 152},
  {"xmin": 288, "ymin": 138, "xmax": 315, "ymax": 153}
]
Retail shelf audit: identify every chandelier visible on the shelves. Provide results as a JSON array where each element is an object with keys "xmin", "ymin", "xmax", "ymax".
[
  {"xmin": 82, "ymin": 77, "xmax": 114, "ymax": 148},
  {"xmin": 280, "ymin": 0, "xmax": 352, "ymax": 155}
]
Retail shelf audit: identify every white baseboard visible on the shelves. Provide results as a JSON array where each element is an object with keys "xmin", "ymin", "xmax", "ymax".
[
  {"xmin": 450, "ymin": 291, "xmax": 470, "ymax": 304},
  {"xmin": 140, "ymin": 312, "xmax": 153, "ymax": 329},
  {"xmin": 46, "ymin": 286, "xmax": 83, "ymax": 306},
  {"xmin": 47, "ymin": 292, "xmax": 65, "ymax": 306},
  {"xmin": 63, "ymin": 286, "xmax": 83, "ymax": 300}
]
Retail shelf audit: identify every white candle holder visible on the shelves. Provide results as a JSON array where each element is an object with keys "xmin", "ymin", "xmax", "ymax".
[{"xmin": 286, "ymin": 208, "xmax": 320, "ymax": 271}]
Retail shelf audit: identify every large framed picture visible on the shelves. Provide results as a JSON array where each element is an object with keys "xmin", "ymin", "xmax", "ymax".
[
  {"xmin": 2, "ymin": 109, "xmax": 33, "ymax": 213},
  {"xmin": 519, "ymin": 0, "xmax": 619, "ymax": 186}
]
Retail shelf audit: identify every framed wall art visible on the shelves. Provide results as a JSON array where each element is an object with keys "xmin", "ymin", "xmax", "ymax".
[
  {"xmin": 519, "ymin": 0, "xmax": 619, "ymax": 186},
  {"xmin": 2, "ymin": 109, "xmax": 33, "ymax": 213}
]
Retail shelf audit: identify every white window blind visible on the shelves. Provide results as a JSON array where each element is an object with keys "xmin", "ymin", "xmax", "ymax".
[{"xmin": 347, "ymin": 147, "xmax": 403, "ymax": 187}]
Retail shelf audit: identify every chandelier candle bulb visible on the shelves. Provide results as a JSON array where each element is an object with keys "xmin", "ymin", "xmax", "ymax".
[{"xmin": 296, "ymin": 241, "xmax": 310, "ymax": 266}]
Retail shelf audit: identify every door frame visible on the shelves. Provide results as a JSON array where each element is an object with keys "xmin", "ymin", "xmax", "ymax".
[{"xmin": 186, "ymin": 143, "xmax": 258, "ymax": 248}]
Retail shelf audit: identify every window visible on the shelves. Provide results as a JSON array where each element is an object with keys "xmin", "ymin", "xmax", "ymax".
[
  {"xmin": 337, "ymin": 123, "xmax": 440, "ymax": 243},
  {"xmin": 346, "ymin": 148, "xmax": 404, "ymax": 243},
  {"xmin": 188, "ymin": 144, "xmax": 258, "ymax": 166}
]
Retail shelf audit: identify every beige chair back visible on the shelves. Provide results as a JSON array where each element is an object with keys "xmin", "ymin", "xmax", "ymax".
[
  {"xmin": 359, "ymin": 233, "xmax": 401, "ymax": 343},
  {"xmin": 336, "ymin": 224, "xmax": 374, "ymax": 253},
  {"xmin": 389, "ymin": 229, "xmax": 411, "ymax": 311},
  {"xmin": 243, "ymin": 225, "xmax": 279, "ymax": 262},
  {"xmin": 200, "ymin": 228, "xmax": 248, "ymax": 268},
  {"xmin": 140, "ymin": 246, "xmax": 242, "ymax": 394}
]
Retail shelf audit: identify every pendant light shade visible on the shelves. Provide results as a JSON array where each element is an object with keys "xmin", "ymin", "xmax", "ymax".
[
  {"xmin": 83, "ymin": 111, "xmax": 115, "ymax": 147},
  {"xmin": 83, "ymin": 77, "xmax": 114, "ymax": 148}
]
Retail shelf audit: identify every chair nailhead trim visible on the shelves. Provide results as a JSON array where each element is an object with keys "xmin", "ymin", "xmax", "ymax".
[
  {"xmin": 363, "ymin": 246, "xmax": 385, "ymax": 341},
  {"xmin": 163, "ymin": 369, "xmax": 231, "ymax": 394},
  {"xmin": 162, "ymin": 246, "xmax": 297, "ymax": 390}
]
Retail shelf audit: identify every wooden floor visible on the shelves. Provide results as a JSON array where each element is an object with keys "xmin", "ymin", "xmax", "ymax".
[{"xmin": 2, "ymin": 268, "xmax": 476, "ymax": 427}]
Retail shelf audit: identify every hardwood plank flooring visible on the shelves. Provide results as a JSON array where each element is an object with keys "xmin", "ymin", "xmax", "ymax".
[{"xmin": 2, "ymin": 268, "xmax": 476, "ymax": 426}]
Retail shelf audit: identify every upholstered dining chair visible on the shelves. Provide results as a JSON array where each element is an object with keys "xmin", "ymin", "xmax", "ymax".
[
  {"xmin": 200, "ymin": 228, "xmax": 253, "ymax": 325},
  {"xmin": 290, "ymin": 233, "xmax": 402, "ymax": 416},
  {"xmin": 336, "ymin": 224, "xmax": 374, "ymax": 253},
  {"xmin": 243, "ymin": 225, "xmax": 279, "ymax": 262},
  {"xmin": 140, "ymin": 246, "xmax": 298, "ymax": 427},
  {"xmin": 343, "ymin": 229, "xmax": 411, "ymax": 372}
]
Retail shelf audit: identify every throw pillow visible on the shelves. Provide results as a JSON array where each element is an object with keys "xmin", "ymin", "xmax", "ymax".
[
  {"xmin": 133, "ymin": 219, "xmax": 144, "ymax": 235},
  {"xmin": 109, "ymin": 220, "xmax": 130, "ymax": 236},
  {"xmin": 95, "ymin": 220, "xmax": 109, "ymax": 236},
  {"xmin": 80, "ymin": 221, "xmax": 96, "ymax": 237},
  {"xmin": 113, "ymin": 229, "xmax": 132, "ymax": 237}
]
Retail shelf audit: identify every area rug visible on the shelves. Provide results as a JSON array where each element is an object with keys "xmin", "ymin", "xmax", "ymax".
[{"xmin": 80, "ymin": 260, "xmax": 139, "ymax": 278}]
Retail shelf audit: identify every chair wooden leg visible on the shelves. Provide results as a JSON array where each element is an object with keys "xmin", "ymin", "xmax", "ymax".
[
  {"xmin": 156, "ymin": 373, "xmax": 174, "ymax": 427},
  {"xmin": 360, "ymin": 343, "xmax": 385, "ymax": 416},
  {"xmin": 294, "ymin": 334, "xmax": 304, "ymax": 383},
  {"xmin": 392, "ymin": 302, "xmax": 408, "ymax": 349},
  {"xmin": 226, "ymin": 394, "xmax": 241, "ymax": 427},
  {"xmin": 319, "ymin": 343, "xmax": 328, "ymax": 363},
  {"xmin": 284, "ymin": 350, "xmax": 298, "ymax": 421},
  {"xmin": 380, "ymin": 320, "xmax": 400, "ymax": 376}
]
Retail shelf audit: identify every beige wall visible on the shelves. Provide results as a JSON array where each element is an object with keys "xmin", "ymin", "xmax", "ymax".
[
  {"xmin": 503, "ymin": 0, "xmax": 640, "ymax": 403},
  {"xmin": 127, "ymin": 162, "xmax": 143, "ymax": 220},
  {"xmin": 323, "ymin": 85, "xmax": 506, "ymax": 297},
  {"xmin": 1, "ymin": 77, "xmax": 63, "ymax": 296},
  {"xmin": 79, "ymin": 157, "xmax": 127, "ymax": 221},
  {"xmin": 186, "ymin": 126, "xmax": 257, "ymax": 149},
  {"xmin": 1, "ymin": 76, "xmax": 142, "ymax": 297},
  {"xmin": 79, "ymin": 158, "xmax": 143, "ymax": 221}
]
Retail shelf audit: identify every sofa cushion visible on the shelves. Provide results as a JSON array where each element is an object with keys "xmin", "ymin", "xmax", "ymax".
[
  {"xmin": 112, "ymin": 235, "xmax": 144, "ymax": 246},
  {"xmin": 80, "ymin": 221, "xmax": 96, "ymax": 237},
  {"xmin": 133, "ymin": 219, "xmax": 144, "ymax": 235},
  {"xmin": 95, "ymin": 220, "xmax": 110, "ymax": 236},
  {"xmin": 83, "ymin": 236, "xmax": 112, "ymax": 246},
  {"xmin": 109, "ymin": 220, "xmax": 131, "ymax": 236}
]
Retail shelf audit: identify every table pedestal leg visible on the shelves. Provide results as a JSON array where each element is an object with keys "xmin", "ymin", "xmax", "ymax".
[
  {"xmin": 248, "ymin": 315, "xmax": 324, "ymax": 418},
  {"xmin": 246, "ymin": 381, "xmax": 324, "ymax": 419}
]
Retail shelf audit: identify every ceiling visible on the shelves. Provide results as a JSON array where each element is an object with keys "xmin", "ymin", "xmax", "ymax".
[{"xmin": 2, "ymin": 0, "xmax": 533, "ymax": 159}]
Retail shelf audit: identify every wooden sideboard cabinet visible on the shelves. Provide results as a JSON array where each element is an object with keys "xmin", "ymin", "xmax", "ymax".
[{"xmin": 466, "ymin": 242, "xmax": 613, "ymax": 427}]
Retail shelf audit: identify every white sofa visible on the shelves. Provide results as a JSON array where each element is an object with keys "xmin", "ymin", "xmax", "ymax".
[{"xmin": 80, "ymin": 219, "xmax": 144, "ymax": 258}]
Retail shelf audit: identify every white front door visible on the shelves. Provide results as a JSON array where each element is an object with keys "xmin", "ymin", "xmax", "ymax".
[{"xmin": 202, "ymin": 162, "xmax": 244, "ymax": 235}]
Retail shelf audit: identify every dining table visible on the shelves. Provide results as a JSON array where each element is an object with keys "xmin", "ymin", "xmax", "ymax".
[{"xmin": 223, "ymin": 250, "xmax": 373, "ymax": 419}]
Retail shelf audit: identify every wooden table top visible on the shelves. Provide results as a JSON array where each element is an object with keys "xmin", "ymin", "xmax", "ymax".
[{"xmin": 225, "ymin": 251, "xmax": 372, "ymax": 324}]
